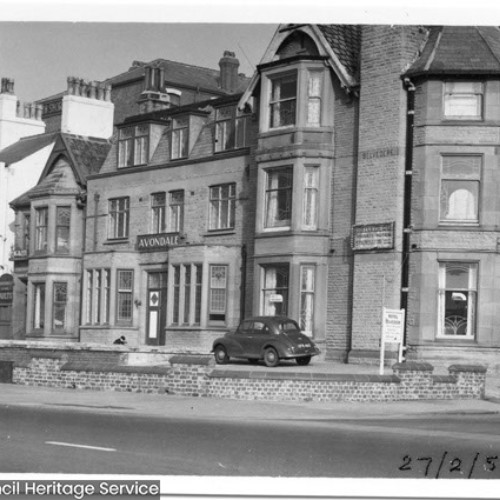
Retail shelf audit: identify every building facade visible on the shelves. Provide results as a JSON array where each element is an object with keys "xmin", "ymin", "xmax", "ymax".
[{"xmin": 6, "ymin": 24, "xmax": 500, "ymax": 368}]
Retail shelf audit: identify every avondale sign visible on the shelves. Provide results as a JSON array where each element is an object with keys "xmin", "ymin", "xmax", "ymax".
[{"xmin": 136, "ymin": 233, "xmax": 180, "ymax": 252}]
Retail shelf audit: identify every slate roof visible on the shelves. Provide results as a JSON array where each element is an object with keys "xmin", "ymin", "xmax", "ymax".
[
  {"xmin": 10, "ymin": 134, "xmax": 111, "ymax": 208},
  {"xmin": 0, "ymin": 132, "xmax": 57, "ymax": 164},
  {"xmin": 317, "ymin": 25, "xmax": 362, "ymax": 78},
  {"xmin": 60, "ymin": 134, "xmax": 111, "ymax": 181},
  {"xmin": 105, "ymin": 58, "xmax": 250, "ymax": 94},
  {"xmin": 405, "ymin": 26, "xmax": 500, "ymax": 77}
]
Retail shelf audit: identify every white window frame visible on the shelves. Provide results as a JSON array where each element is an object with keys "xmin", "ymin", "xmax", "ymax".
[
  {"xmin": 108, "ymin": 197, "xmax": 130, "ymax": 239},
  {"xmin": 269, "ymin": 72, "xmax": 297, "ymax": 129},
  {"xmin": 264, "ymin": 166, "xmax": 293, "ymax": 230},
  {"xmin": 437, "ymin": 261, "xmax": 477, "ymax": 339},
  {"xmin": 34, "ymin": 206, "xmax": 48, "ymax": 253},
  {"xmin": 118, "ymin": 125, "xmax": 150, "ymax": 168},
  {"xmin": 171, "ymin": 117, "xmax": 189, "ymax": 160},
  {"xmin": 261, "ymin": 264, "xmax": 289, "ymax": 316},
  {"xmin": 302, "ymin": 166, "xmax": 319, "ymax": 230},
  {"xmin": 85, "ymin": 268, "xmax": 110, "ymax": 325},
  {"xmin": 444, "ymin": 82, "xmax": 483, "ymax": 121},
  {"xmin": 299, "ymin": 264, "xmax": 315, "ymax": 336},
  {"xmin": 209, "ymin": 183, "xmax": 236, "ymax": 231},
  {"xmin": 151, "ymin": 192, "xmax": 166, "ymax": 234},
  {"xmin": 439, "ymin": 155, "xmax": 481, "ymax": 225},
  {"xmin": 116, "ymin": 269, "xmax": 134, "ymax": 325},
  {"xmin": 168, "ymin": 190, "xmax": 184, "ymax": 233}
]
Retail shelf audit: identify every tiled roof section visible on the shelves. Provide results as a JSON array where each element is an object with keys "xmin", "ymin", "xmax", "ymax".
[
  {"xmin": 105, "ymin": 58, "xmax": 251, "ymax": 94},
  {"xmin": 317, "ymin": 25, "xmax": 362, "ymax": 78},
  {"xmin": 0, "ymin": 132, "xmax": 57, "ymax": 164},
  {"xmin": 405, "ymin": 26, "xmax": 500, "ymax": 77},
  {"xmin": 61, "ymin": 134, "xmax": 112, "ymax": 180},
  {"xmin": 17, "ymin": 160, "xmax": 80, "ymax": 201},
  {"xmin": 120, "ymin": 93, "xmax": 242, "ymax": 126}
]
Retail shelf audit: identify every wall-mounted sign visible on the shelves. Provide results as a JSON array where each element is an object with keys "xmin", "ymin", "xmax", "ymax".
[
  {"xmin": 352, "ymin": 222, "xmax": 395, "ymax": 251},
  {"xmin": 137, "ymin": 233, "xmax": 180, "ymax": 252},
  {"xmin": 269, "ymin": 294, "xmax": 283, "ymax": 303},
  {"xmin": 0, "ymin": 274, "xmax": 13, "ymax": 304}
]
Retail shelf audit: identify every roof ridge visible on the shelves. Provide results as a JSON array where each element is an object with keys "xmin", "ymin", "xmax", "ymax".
[{"xmin": 476, "ymin": 26, "xmax": 500, "ymax": 67}]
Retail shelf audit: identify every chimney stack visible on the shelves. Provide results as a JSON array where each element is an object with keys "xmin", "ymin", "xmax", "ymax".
[
  {"xmin": 61, "ymin": 76, "xmax": 114, "ymax": 139},
  {"xmin": 219, "ymin": 51, "xmax": 240, "ymax": 93},
  {"xmin": 138, "ymin": 63, "xmax": 179, "ymax": 113}
]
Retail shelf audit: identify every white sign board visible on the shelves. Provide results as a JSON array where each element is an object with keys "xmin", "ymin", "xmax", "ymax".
[
  {"xmin": 382, "ymin": 308, "xmax": 405, "ymax": 343},
  {"xmin": 269, "ymin": 294, "xmax": 283, "ymax": 303},
  {"xmin": 380, "ymin": 307, "xmax": 405, "ymax": 375}
]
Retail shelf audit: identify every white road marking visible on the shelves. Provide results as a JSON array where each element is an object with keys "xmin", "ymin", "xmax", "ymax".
[{"xmin": 45, "ymin": 441, "xmax": 116, "ymax": 452}]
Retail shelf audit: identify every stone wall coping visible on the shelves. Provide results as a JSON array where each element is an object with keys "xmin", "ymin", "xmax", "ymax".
[
  {"xmin": 392, "ymin": 362, "xmax": 434, "ymax": 372},
  {"xmin": 61, "ymin": 362, "xmax": 171, "ymax": 375},
  {"xmin": 169, "ymin": 355, "xmax": 214, "ymax": 366},
  {"xmin": 0, "ymin": 340, "xmax": 197, "ymax": 355},
  {"xmin": 209, "ymin": 370, "xmax": 399, "ymax": 383},
  {"xmin": 448, "ymin": 364, "xmax": 487, "ymax": 373}
]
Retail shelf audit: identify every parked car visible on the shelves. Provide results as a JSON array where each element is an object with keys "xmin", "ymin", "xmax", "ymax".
[{"xmin": 212, "ymin": 316, "xmax": 320, "ymax": 367}]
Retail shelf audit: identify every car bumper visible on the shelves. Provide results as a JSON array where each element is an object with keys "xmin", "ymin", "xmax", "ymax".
[{"xmin": 283, "ymin": 348, "xmax": 320, "ymax": 359}]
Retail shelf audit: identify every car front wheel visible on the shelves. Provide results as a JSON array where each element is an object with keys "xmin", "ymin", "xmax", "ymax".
[
  {"xmin": 264, "ymin": 347, "xmax": 279, "ymax": 367},
  {"xmin": 296, "ymin": 356, "xmax": 311, "ymax": 366},
  {"xmin": 214, "ymin": 345, "xmax": 229, "ymax": 364}
]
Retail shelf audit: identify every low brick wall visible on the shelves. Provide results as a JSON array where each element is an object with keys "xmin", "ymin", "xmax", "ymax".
[{"xmin": 0, "ymin": 342, "xmax": 487, "ymax": 402}]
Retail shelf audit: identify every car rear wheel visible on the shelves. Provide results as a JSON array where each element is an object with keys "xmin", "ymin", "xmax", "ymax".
[
  {"xmin": 296, "ymin": 356, "xmax": 311, "ymax": 366},
  {"xmin": 214, "ymin": 345, "xmax": 229, "ymax": 364},
  {"xmin": 264, "ymin": 347, "xmax": 279, "ymax": 367}
]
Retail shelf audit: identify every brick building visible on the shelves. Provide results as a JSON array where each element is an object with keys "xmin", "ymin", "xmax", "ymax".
[{"xmin": 6, "ymin": 24, "xmax": 500, "ymax": 368}]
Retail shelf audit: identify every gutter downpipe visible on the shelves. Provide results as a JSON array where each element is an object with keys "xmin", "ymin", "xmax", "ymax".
[{"xmin": 401, "ymin": 77, "xmax": 415, "ymax": 355}]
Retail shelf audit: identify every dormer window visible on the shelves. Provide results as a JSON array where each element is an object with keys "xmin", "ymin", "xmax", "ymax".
[
  {"xmin": 269, "ymin": 72, "xmax": 297, "ymax": 128},
  {"xmin": 214, "ymin": 105, "xmax": 250, "ymax": 152},
  {"xmin": 118, "ymin": 125, "xmax": 149, "ymax": 168},
  {"xmin": 171, "ymin": 117, "xmax": 188, "ymax": 160}
]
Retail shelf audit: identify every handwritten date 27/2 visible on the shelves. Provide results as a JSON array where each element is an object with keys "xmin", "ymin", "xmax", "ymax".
[{"xmin": 399, "ymin": 452, "xmax": 498, "ymax": 478}]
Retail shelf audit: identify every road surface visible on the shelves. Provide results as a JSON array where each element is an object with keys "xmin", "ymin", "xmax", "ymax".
[{"xmin": 1, "ymin": 403, "xmax": 499, "ymax": 478}]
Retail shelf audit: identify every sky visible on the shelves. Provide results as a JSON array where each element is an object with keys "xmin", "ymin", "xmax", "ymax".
[{"xmin": 0, "ymin": 0, "xmax": 499, "ymax": 103}]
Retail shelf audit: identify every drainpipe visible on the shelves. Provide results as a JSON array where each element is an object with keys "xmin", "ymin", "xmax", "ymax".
[
  {"xmin": 239, "ymin": 244, "xmax": 247, "ymax": 322},
  {"xmin": 77, "ymin": 190, "xmax": 88, "ymax": 341},
  {"xmin": 401, "ymin": 77, "xmax": 415, "ymax": 351}
]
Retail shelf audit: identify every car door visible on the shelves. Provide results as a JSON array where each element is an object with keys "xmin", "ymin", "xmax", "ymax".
[
  {"xmin": 246, "ymin": 320, "xmax": 272, "ymax": 357},
  {"xmin": 233, "ymin": 319, "xmax": 254, "ymax": 356}
]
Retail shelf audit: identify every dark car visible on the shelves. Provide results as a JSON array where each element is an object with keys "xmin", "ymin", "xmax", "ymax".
[{"xmin": 212, "ymin": 316, "xmax": 320, "ymax": 367}]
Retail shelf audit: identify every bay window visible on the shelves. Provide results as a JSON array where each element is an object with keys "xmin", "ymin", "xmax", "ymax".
[
  {"xmin": 306, "ymin": 71, "xmax": 322, "ymax": 127},
  {"xmin": 440, "ymin": 155, "xmax": 481, "ymax": 224},
  {"xmin": 303, "ymin": 166, "xmax": 319, "ymax": 229},
  {"xmin": 261, "ymin": 264, "xmax": 289, "ymax": 316},
  {"xmin": 33, "ymin": 282, "xmax": 45, "ymax": 330},
  {"xmin": 438, "ymin": 262, "xmax": 477, "ymax": 338},
  {"xmin": 269, "ymin": 73, "xmax": 297, "ymax": 128},
  {"xmin": 300, "ymin": 265, "xmax": 315, "ymax": 336},
  {"xmin": 86, "ymin": 268, "xmax": 110, "ymax": 325},
  {"xmin": 55, "ymin": 206, "xmax": 71, "ymax": 253},
  {"xmin": 444, "ymin": 82, "xmax": 483, "ymax": 120},
  {"xmin": 53, "ymin": 282, "xmax": 68, "ymax": 333},
  {"xmin": 34, "ymin": 207, "xmax": 48, "ymax": 253},
  {"xmin": 265, "ymin": 167, "xmax": 293, "ymax": 229}
]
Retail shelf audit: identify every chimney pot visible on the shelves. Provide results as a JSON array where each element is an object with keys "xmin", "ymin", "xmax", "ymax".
[{"xmin": 219, "ymin": 50, "xmax": 240, "ymax": 93}]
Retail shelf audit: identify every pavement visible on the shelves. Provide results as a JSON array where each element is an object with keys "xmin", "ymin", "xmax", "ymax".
[{"xmin": 1, "ymin": 360, "xmax": 499, "ymax": 421}]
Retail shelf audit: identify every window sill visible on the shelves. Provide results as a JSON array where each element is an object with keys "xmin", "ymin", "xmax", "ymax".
[
  {"xmin": 204, "ymin": 229, "xmax": 236, "ymax": 237},
  {"xmin": 438, "ymin": 221, "xmax": 479, "ymax": 228},
  {"xmin": 104, "ymin": 238, "xmax": 129, "ymax": 245}
]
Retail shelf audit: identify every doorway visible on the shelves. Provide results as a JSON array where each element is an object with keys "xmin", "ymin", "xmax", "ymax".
[{"xmin": 146, "ymin": 271, "xmax": 168, "ymax": 345}]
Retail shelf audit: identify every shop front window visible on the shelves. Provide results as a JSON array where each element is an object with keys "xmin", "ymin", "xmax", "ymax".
[
  {"xmin": 261, "ymin": 264, "xmax": 289, "ymax": 316},
  {"xmin": 438, "ymin": 262, "xmax": 477, "ymax": 338}
]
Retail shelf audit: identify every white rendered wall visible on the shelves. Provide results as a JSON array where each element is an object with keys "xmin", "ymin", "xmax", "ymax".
[{"xmin": 0, "ymin": 143, "xmax": 54, "ymax": 272}]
